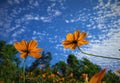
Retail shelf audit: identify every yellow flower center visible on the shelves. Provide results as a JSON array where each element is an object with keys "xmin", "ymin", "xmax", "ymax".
[
  {"xmin": 72, "ymin": 40, "xmax": 77, "ymax": 44},
  {"xmin": 24, "ymin": 50, "xmax": 30, "ymax": 54}
]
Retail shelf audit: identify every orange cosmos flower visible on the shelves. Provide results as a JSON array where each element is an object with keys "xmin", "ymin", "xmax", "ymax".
[
  {"xmin": 57, "ymin": 71, "xmax": 60, "ymax": 74},
  {"xmin": 50, "ymin": 74, "xmax": 55, "ymax": 78},
  {"xmin": 82, "ymin": 73, "xmax": 89, "ymax": 83},
  {"xmin": 69, "ymin": 72, "xmax": 73, "ymax": 77},
  {"xmin": 14, "ymin": 40, "xmax": 42, "ymax": 59},
  {"xmin": 40, "ymin": 64, "xmax": 45, "ymax": 67},
  {"xmin": 82, "ymin": 73, "xmax": 88, "ymax": 79},
  {"xmin": 42, "ymin": 73, "xmax": 46, "ymax": 78},
  {"xmin": 62, "ymin": 30, "xmax": 89, "ymax": 50},
  {"xmin": 60, "ymin": 77, "xmax": 64, "ymax": 81},
  {"xmin": 89, "ymin": 68, "xmax": 106, "ymax": 83}
]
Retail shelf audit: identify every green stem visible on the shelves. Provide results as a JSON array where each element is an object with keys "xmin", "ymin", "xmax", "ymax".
[
  {"xmin": 78, "ymin": 47, "xmax": 120, "ymax": 60},
  {"xmin": 23, "ymin": 58, "xmax": 26, "ymax": 83}
]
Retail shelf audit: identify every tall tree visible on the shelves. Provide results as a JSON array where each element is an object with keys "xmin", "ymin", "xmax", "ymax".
[
  {"xmin": 67, "ymin": 54, "xmax": 79, "ymax": 68},
  {"xmin": 0, "ymin": 40, "xmax": 21, "ymax": 82}
]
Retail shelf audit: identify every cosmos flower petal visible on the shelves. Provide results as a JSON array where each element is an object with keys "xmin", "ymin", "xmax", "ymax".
[
  {"xmin": 89, "ymin": 68, "xmax": 106, "ymax": 83},
  {"xmin": 30, "ymin": 48, "xmax": 43, "ymax": 53},
  {"xmin": 77, "ymin": 43, "xmax": 83, "ymax": 47},
  {"xmin": 62, "ymin": 40, "xmax": 72, "ymax": 45},
  {"xmin": 64, "ymin": 43, "xmax": 73, "ymax": 48},
  {"xmin": 77, "ymin": 40, "xmax": 89, "ymax": 46},
  {"xmin": 20, "ymin": 52, "xmax": 28, "ymax": 58},
  {"xmin": 28, "ymin": 40, "xmax": 38, "ymax": 49},
  {"xmin": 29, "ymin": 53, "xmax": 42, "ymax": 58},
  {"xmin": 78, "ymin": 32, "xmax": 87, "ymax": 40},
  {"xmin": 20, "ymin": 40, "xmax": 28, "ymax": 50},
  {"xmin": 66, "ymin": 33, "xmax": 74, "ymax": 41},
  {"xmin": 14, "ymin": 42, "xmax": 24, "ymax": 53},
  {"xmin": 70, "ymin": 44, "xmax": 77, "ymax": 50},
  {"xmin": 74, "ymin": 30, "xmax": 80, "ymax": 40}
]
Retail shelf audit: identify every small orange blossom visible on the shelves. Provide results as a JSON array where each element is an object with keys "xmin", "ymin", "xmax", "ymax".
[
  {"xmin": 51, "ymin": 74, "xmax": 55, "ymax": 78},
  {"xmin": 42, "ymin": 73, "xmax": 46, "ymax": 78},
  {"xmin": 40, "ymin": 64, "xmax": 45, "ymax": 67},
  {"xmin": 82, "ymin": 73, "xmax": 88, "ymax": 79},
  {"xmin": 60, "ymin": 77, "xmax": 64, "ymax": 81},
  {"xmin": 62, "ymin": 30, "xmax": 89, "ymax": 50},
  {"xmin": 69, "ymin": 72, "xmax": 73, "ymax": 77},
  {"xmin": 14, "ymin": 40, "xmax": 42, "ymax": 58}
]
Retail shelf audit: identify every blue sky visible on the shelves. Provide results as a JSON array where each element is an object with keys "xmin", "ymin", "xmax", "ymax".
[{"xmin": 0, "ymin": 0, "xmax": 120, "ymax": 71}]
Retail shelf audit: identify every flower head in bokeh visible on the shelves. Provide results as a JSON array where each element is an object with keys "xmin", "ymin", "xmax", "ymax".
[
  {"xmin": 62, "ymin": 30, "xmax": 89, "ymax": 50},
  {"xmin": 82, "ymin": 73, "xmax": 88, "ymax": 79},
  {"xmin": 14, "ymin": 40, "xmax": 42, "ymax": 59},
  {"xmin": 116, "ymin": 69, "xmax": 120, "ymax": 74}
]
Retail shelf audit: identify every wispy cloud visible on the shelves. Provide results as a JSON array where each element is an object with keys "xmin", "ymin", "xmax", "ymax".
[
  {"xmin": 12, "ymin": 28, "xmax": 25, "ymax": 37},
  {"xmin": 81, "ymin": 0, "xmax": 120, "ymax": 70}
]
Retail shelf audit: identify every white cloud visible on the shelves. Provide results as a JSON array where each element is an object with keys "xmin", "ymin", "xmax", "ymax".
[
  {"xmin": 25, "ymin": 14, "xmax": 39, "ymax": 20},
  {"xmin": 81, "ymin": 0, "xmax": 120, "ymax": 56},
  {"xmin": 6, "ymin": 27, "xmax": 16, "ymax": 33},
  {"xmin": 65, "ymin": 19, "xmax": 69, "ymax": 23},
  {"xmin": 81, "ymin": 0, "xmax": 120, "ymax": 70},
  {"xmin": 7, "ymin": 0, "xmax": 21, "ymax": 5},
  {"xmin": 24, "ymin": 14, "xmax": 52, "ymax": 22},
  {"xmin": 12, "ymin": 28, "xmax": 25, "ymax": 37},
  {"xmin": 40, "ymin": 16, "xmax": 52, "ymax": 22},
  {"xmin": 0, "ymin": 22, "xmax": 3, "ymax": 27},
  {"xmin": 14, "ymin": 0, "xmax": 20, "ymax": 4},
  {"xmin": 33, "ymin": 1, "xmax": 39, "ymax": 7},
  {"xmin": 7, "ymin": 0, "xmax": 13, "ymax": 5},
  {"xmin": 54, "ymin": 10, "xmax": 62, "ymax": 16}
]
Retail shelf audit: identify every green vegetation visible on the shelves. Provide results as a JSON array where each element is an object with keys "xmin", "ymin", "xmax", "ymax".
[
  {"xmin": 0, "ymin": 40, "xmax": 120, "ymax": 83},
  {"xmin": 0, "ymin": 40, "xmax": 22, "ymax": 82}
]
